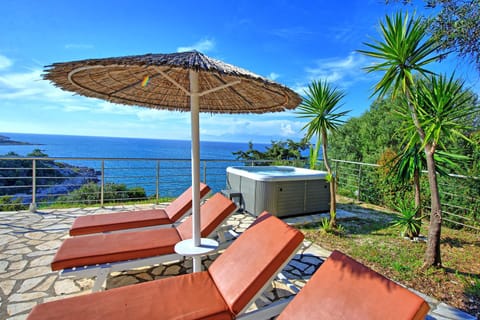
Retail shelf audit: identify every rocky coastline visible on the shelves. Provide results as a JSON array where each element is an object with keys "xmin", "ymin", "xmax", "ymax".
[{"xmin": 0, "ymin": 135, "xmax": 39, "ymax": 145}]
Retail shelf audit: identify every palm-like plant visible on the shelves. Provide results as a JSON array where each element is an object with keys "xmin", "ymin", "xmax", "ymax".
[
  {"xmin": 389, "ymin": 134, "xmax": 468, "ymax": 220},
  {"xmin": 359, "ymin": 11, "xmax": 478, "ymax": 268},
  {"xmin": 391, "ymin": 199, "xmax": 424, "ymax": 239},
  {"xmin": 359, "ymin": 12, "xmax": 441, "ymax": 99},
  {"xmin": 391, "ymin": 96, "xmax": 434, "ymax": 219},
  {"xmin": 297, "ymin": 79, "xmax": 349, "ymax": 228},
  {"xmin": 415, "ymin": 74, "xmax": 476, "ymax": 148},
  {"xmin": 391, "ymin": 76, "xmax": 474, "ymax": 217},
  {"xmin": 389, "ymin": 141, "xmax": 425, "ymax": 216},
  {"xmin": 358, "ymin": 11, "xmax": 446, "ymax": 267}
]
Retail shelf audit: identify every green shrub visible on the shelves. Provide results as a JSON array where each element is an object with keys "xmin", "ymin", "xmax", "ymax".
[
  {"xmin": 57, "ymin": 182, "xmax": 147, "ymax": 205},
  {"xmin": 0, "ymin": 195, "xmax": 27, "ymax": 211}
]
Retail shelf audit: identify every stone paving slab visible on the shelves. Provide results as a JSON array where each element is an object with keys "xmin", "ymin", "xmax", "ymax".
[{"xmin": 0, "ymin": 205, "xmax": 476, "ymax": 319}]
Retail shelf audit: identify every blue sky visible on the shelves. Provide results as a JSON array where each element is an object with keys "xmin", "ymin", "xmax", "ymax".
[{"xmin": 1, "ymin": 0, "xmax": 479, "ymax": 143}]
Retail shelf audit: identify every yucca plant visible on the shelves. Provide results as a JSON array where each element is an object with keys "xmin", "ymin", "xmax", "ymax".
[
  {"xmin": 357, "ymin": 11, "xmax": 465, "ymax": 268},
  {"xmin": 297, "ymin": 79, "xmax": 349, "ymax": 228},
  {"xmin": 391, "ymin": 199, "xmax": 424, "ymax": 239},
  {"xmin": 319, "ymin": 217, "xmax": 332, "ymax": 233}
]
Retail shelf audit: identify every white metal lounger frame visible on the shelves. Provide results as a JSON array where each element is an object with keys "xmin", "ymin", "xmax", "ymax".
[{"xmin": 59, "ymin": 205, "xmax": 238, "ymax": 292}]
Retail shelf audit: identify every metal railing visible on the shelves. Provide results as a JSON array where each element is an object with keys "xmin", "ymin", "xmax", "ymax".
[
  {"xmin": 317, "ymin": 159, "xmax": 479, "ymax": 231},
  {"xmin": 0, "ymin": 157, "xmax": 250, "ymax": 210},
  {"xmin": 0, "ymin": 157, "xmax": 303, "ymax": 209},
  {"xmin": 0, "ymin": 156, "xmax": 478, "ymax": 230}
]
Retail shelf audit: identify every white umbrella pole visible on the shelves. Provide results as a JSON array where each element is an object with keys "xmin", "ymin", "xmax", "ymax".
[{"xmin": 189, "ymin": 70, "xmax": 202, "ymax": 272}]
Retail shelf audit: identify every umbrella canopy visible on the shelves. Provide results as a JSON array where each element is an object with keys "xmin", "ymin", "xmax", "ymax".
[
  {"xmin": 44, "ymin": 51, "xmax": 301, "ymax": 113},
  {"xmin": 44, "ymin": 51, "xmax": 302, "ymax": 271}
]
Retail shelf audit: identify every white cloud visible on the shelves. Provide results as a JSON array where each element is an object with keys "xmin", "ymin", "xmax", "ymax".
[
  {"xmin": 199, "ymin": 114, "xmax": 307, "ymax": 142},
  {"xmin": 0, "ymin": 68, "xmax": 73, "ymax": 101},
  {"xmin": 177, "ymin": 39, "xmax": 215, "ymax": 53},
  {"xmin": 267, "ymin": 72, "xmax": 280, "ymax": 81},
  {"xmin": 0, "ymin": 69, "xmax": 41, "ymax": 89},
  {"xmin": 279, "ymin": 122, "xmax": 295, "ymax": 136},
  {"xmin": 304, "ymin": 52, "xmax": 367, "ymax": 87},
  {"xmin": 0, "ymin": 55, "xmax": 12, "ymax": 70},
  {"xmin": 291, "ymin": 83, "xmax": 309, "ymax": 96}
]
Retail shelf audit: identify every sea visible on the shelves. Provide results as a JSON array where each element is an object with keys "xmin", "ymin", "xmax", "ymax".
[
  {"xmin": 0, "ymin": 132, "xmax": 269, "ymax": 197},
  {"xmin": 0, "ymin": 132, "xmax": 266, "ymax": 160}
]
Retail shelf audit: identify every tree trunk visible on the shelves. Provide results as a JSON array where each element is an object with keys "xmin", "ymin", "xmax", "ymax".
[
  {"xmin": 321, "ymin": 130, "xmax": 337, "ymax": 228},
  {"xmin": 405, "ymin": 94, "xmax": 442, "ymax": 268},
  {"xmin": 413, "ymin": 168, "xmax": 422, "ymax": 217},
  {"xmin": 329, "ymin": 177, "xmax": 337, "ymax": 228},
  {"xmin": 311, "ymin": 135, "xmax": 321, "ymax": 170},
  {"xmin": 423, "ymin": 148, "xmax": 442, "ymax": 268}
]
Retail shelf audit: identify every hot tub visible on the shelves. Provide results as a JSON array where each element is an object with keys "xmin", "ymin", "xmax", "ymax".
[{"xmin": 226, "ymin": 166, "xmax": 330, "ymax": 217}]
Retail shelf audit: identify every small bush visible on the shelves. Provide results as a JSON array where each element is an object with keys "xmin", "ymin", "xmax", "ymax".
[
  {"xmin": 390, "ymin": 200, "xmax": 423, "ymax": 239},
  {"xmin": 0, "ymin": 195, "xmax": 27, "ymax": 211},
  {"xmin": 57, "ymin": 182, "xmax": 147, "ymax": 205}
]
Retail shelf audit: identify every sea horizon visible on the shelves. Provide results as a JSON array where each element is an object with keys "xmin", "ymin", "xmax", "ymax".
[
  {"xmin": 0, "ymin": 132, "xmax": 269, "ymax": 160},
  {"xmin": 0, "ymin": 131, "xmax": 265, "ymax": 146}
]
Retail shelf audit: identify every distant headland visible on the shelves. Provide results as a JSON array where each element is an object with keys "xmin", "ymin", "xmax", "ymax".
[{"xmin": 0, "ymin": 135, "xmax": 39, "ymax": 145}]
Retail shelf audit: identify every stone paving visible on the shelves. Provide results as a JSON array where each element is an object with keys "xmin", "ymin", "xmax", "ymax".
[{"xmin": 0, "ymin": 204, "xmax": 476, "ymax": 319}]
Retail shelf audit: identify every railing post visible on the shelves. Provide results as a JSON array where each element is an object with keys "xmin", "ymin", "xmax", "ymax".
[
  {"xmin": 203, "ymin": 160, "xmax": 207, "ymax": 184},
  {"xmin": 156, "ymin": 160, "xmax": 160, "ymax": 204},
  {"xmin": 334, "ymin": 160, "xmax": 339, "ymax": 185},
  {"xmin": 29, "ymin": 159, "xmax": 37, "ymax": 212},
  {"xmin": 100, "ymin": 160, "xmax": 105, "ymax": 207},
  {"xmin": 357, "ymin": 164, "xmax": 362, "ymax": 201}
]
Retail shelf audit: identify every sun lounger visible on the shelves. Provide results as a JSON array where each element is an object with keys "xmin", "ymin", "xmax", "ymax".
[
  {"xmin": 27, "ymin": 212, "xmax": 305, "ymax": 320},
  {"xmin": 69, "ymin": 183, "xmax": 211, "ymax": 236},
  {"xmin": 53, "ymin": 192, "xmax": 237, "ymax": 291},
  {"xmin": 277, "ymin": 250, "xmax": 430, "ymax": 320}
]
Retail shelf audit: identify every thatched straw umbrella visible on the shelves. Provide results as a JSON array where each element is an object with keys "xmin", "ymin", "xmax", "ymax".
[{"xmin": 44, "ymin": 51, "xmax": 301, "ymax": 271}]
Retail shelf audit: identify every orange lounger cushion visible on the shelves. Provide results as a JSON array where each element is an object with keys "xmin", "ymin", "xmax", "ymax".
[
  {"xmin": 28, "ymin": 212, "xmax": 305, "ymax": 320},
  {"xmin": 69, "ymin": 183, "xmax": 211, "ymax": 236},
  {"xmin": 52, "ymin": 192, "xmax": 237, "ymax": 271},
  {"xmin": 209, "ymin": 212, "xmax": 305, "ymax": 315},
  {"xmin": 70, "ymin": 209, "xmax": 171, "ymax": 236},
  {"xmin": 52, "ymin": 228, "xmax": 180, "ymax": 271},
  {"xmin": 28, "ymin": 271, "xmax": 231, "ymax": 320},
  {"xmin": 277, "ymin": 250, "xmax": 430, "ymax": 320}
]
